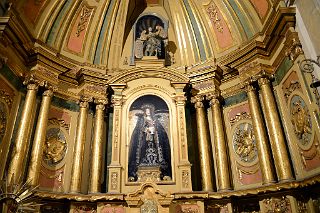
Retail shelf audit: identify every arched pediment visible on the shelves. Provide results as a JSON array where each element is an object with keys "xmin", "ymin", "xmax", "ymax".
[{"xmin": 107, "ymin": 67, "xmax": 189, "ymax": 84}]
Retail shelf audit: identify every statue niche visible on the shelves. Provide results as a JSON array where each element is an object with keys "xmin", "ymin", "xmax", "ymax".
[
  {"xmin": 128, "ymin": 95, "xmax": 172, "ymax": 182},
  {"xmin": 134, "ymin": 15, "xmax": 168, "ymax": 61}
]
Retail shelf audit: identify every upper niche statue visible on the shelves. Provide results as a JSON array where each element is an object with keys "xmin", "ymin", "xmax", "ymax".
[{"xmin": 135, "ymin": 25, "xmax": 167, "ymax": 59}]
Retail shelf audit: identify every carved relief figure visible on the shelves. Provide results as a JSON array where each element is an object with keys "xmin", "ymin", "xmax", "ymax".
[
  {"xmin": 128, "ymin": 95, "xmax": 171, "ymax": 181},
  {"xmin": 290, "ymin": 95, "xmax": 312, "ymax": 145},
  {"xmin": 233, "ymin": 123, "xmax": 257, "ymax": 162}
]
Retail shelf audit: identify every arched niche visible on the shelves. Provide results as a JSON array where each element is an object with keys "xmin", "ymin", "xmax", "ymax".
[
  {"xmin": 130, "ymin": 13, "xmax": 169, "ymax": 65},
  {"xmin": 127, "ymin": 94, "xmax": 172, "ymax": 182}
]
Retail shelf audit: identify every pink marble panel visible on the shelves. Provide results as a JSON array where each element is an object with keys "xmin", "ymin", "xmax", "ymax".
[
  {"xmin": 250, "ymin": 0, "xmax": 269, "ymax": 19},
  {"xmin": 228, "ymin": 103, "xmax": 250, "ymax": 122},
  {"xmin": 39, "ymin": 165, "xmax": 64, "ymax": 190},
  {"xmin": 205, "ymin": 3, "xmax": 233, "ymax": 50},
  {"xmin": 101, "ymin": 206, "xmax": 124, "ymax": 213},
  {"xmin": 175, "ymin": 204, "xmax": 200, "ymax": 213},
  {"xmin": 48, "ymin": 108, "xmax": 71, "ymax": 125},
  {"xmin": 67, "ymin": 6, "xmax": 93, "ymax": 54},
  {"xmin": 239, "ymin": 168, "xmax": 262, "ymax": 185}
]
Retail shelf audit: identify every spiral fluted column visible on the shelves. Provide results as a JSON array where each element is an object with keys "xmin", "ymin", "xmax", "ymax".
[
  {"xmin": 245, "ymin": 83, "xmax": 276, "ymax": 184},
  {"xmin": 191, "ymin": 95, "xmax": 214, "ymax": 191},
  {"xmin": 70, "ymin": 96, "xmax": 92, "ymax": 193},
  {"xmin": 89, "ymin": 98, "xmax": 107, "ymax": 193},
  {"xmin": 258, "ymin": 76, "xmax": 293, "ymax": 182},
  {"xmin": 207, "ymin": 93, "xmax": 231, "ymax": 191},
  {"xmin": 27, "ymin": 89, "xmax": 54, "ymax": 186},
  {"xmin": 7, "ymin": 83, "xmax": 38, "ymax": 183}
]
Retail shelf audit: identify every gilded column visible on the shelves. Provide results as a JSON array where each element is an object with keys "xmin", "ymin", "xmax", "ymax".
[
  {"xmin": 207, "ymin": 93, "xmax": 231, "ymax": 191},
  {"xmin": 191, "ymin": 95, "xmax": 214, "ymax": 191},
  {"xmin": 258, "ymin": 76, "xmax": 293, "ymax": 181},
  {"xmin": 7, "ymin": 82, "xmax": 38, "ymax": 183},
  {"xmin": 245, "ymin": 83, "xmax": 275, "ymax": 184},
  {"xmin": 70, "ymin": 96, "xmax": 92, "ymax": 193},
  {"xmin": 27, "ymin": 89, "xmax": 54, "ymax": 186},
  {"xmin": 89, "ymin": 98, "xmax": 107, "ymax": 193}
]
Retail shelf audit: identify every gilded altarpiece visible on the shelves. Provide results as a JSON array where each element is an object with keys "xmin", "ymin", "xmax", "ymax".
[
  {"xmin": 224, "ymin": 102, "xmax": 263, "ymax": 189},
  {"xmin": 276, "ymin": 65, "xmax": 320, "ymax": 179},
  {"xmin": 108, "ymin": 76, "xmax": 192, "ymax": 194}
]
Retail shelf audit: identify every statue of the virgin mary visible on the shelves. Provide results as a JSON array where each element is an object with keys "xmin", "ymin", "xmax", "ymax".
[{"xmin": 128, "ymin": 103, "xmax": 172, "ymax": 181}]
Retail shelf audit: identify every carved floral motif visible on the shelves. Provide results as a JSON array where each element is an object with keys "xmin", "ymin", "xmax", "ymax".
[
  {"xmin": 233, "ymin": 123, "xmax": 257, "ymax": 162},
  {"xmin": 290, "ymin": 95, "xmax": 312, "ymax": 146}
]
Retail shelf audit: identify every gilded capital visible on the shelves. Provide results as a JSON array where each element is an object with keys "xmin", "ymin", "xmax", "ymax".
[
  {"xmin": 79, "ymin": 96, "xmax": 93, "ymax": 108},
  {"xmin": 173, "ymin": 95, "xmax": 187, "ymax": 105},
  {"xmin": 191, "ymin": 95, "xmax": 204, "ymax": 108},
  {"xmin": 258, "ymin": 77, "xmax": 270, "ymax": 86},
  {"xmin": 207, "ymin": 91, "xmax": 221, "ymax": 106},
  {"xmin": 111, "ymin": 96, "xmax": 124, "ymax": 107},
  {"xmin": 27, "ymin": 83, "xmax": 39, "ymax": 91},
  {"xmin": 43, "ymin": 89, "xmax": 54, "ymax": 97},
  {"xmin": 95, "ymin": 98, "xmax": 107, "ymax": 111}
]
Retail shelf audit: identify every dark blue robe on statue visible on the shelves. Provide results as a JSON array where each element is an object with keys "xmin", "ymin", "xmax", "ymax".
[{"xmin": 128, "ymin": 113, "xmax": 172, "ymax": 181}]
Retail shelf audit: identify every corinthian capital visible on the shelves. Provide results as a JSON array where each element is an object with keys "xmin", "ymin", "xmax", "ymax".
[
  {"xmin": 78, "ymin": 96, "xmax": 93, "ymax": 108},
  {"xmin": 191, "ymin": 95, "xmax": 204, "ymax": 108}
]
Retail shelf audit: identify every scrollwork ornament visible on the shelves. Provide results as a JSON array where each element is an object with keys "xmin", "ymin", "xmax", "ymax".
[{"xmin": 232, "ymin": 123, "xmax": 257, "ymax": 162}]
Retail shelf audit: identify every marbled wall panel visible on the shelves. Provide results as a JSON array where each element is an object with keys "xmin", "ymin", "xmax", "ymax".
[
  {"xmin": 66, "ymin": 4, "xmax": 94, "ymax": 55},
  {"xmin": 204, "ymin": 1, "xmax": 233, "ymax": 50},
  {"xmin": 39, "ymin": 165, "xmax": 64, "ymax": 191},
  {"xmin": 249, "ymin": 0, "xmax": 269, "ymax": 20},
  {"xmin": 38, "ymin": 107, "xmax": 72, "ymax": 191}
]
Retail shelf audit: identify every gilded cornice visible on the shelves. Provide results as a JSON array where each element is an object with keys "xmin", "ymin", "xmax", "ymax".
[
  {"xmin": 33, "ymin": 174, "xmax": 320, "ymax": 202},
  {"xmin": 107, "ymin": 67, "xmax": 189, "ymax": 84},
  {"xmin": 189, "ymin": 65, "xmax": 223, "ymax": 94}
]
